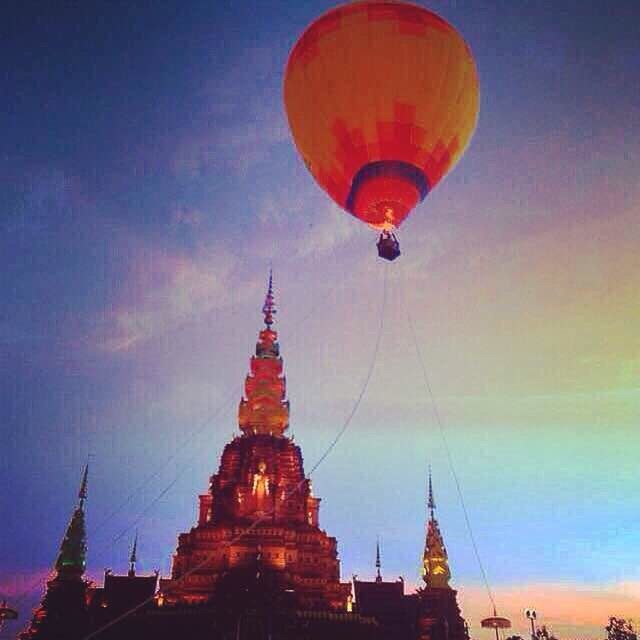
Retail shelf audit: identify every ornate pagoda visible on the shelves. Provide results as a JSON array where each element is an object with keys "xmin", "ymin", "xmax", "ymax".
[
  {"xmin": 159, "ymin": 272, "xmax": 352, "ymax": 611},
  {"xmin": 415, "ymin": 470, "xmax": 468, "ymax": 640},
  {"xmin": 20, "ymin": 466, "xmax": 90, "ymax": 640},
  {"xmin": 421, "ymin": 469, "xmax": 451, "ymax": 589}
]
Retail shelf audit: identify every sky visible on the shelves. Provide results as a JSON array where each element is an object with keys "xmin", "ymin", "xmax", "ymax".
[{"xmin": 1, "ymin": 1, "xmax": 639, "ymax": 638}]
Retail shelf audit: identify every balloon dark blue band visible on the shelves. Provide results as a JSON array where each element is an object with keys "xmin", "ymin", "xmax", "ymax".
[{"xmin": 345, "ymin": 160, "xmax": 430, "ymax": 213}]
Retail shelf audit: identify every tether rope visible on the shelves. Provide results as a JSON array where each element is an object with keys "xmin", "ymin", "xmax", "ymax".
[
  {"xmin": 407, "ymin": 313, "xmax": 497, "ymax": 615},
  {"xmin": 80, "ymin": 262, "xmax": 389, "ymax": 639}
]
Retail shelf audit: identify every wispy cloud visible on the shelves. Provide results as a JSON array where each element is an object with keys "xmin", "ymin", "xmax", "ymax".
[
  {"xmin": 171, "ymin": 114, "xmax": 288, "ymax": 177},
  {"xmin": 294, "ymin": 203, "xmax": 362, "ymax": 258},
  {"xmin": 171, "ymin": 45, "xmax": 289, "ymax": 178},
  {"xmin": 94, "ymin": 242, "xmax": 239, "ymax": 353}
]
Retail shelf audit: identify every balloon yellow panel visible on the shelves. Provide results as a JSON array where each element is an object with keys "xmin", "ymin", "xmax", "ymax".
[{"xmin": 284, "ymin": 0, "xmax": 480, "ymax": 230}]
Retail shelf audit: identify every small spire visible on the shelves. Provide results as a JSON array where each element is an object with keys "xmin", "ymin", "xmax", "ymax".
[
  {"xmin": 78, "ymin": 463, "xmax": 89, "ymax": 509},
  {"xmin": 262, "ymin": 269, "xmax": 276, "ymax": 328},
  {"xmin": 427, "ymin": 465, "xmax": 435, "ymax": 521},
  {"xmin": 375, "ymin": 538, "xmax": 382, "ymax": 583},
  {"xmin": 128, "ymin": 531, "xmax": 138, "ymax": 577}
]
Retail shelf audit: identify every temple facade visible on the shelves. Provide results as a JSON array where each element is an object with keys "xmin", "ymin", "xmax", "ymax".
[
  {"xmin": 158, "ymin": 273, "xmax": 352, "ymax": 612},
  {"xmin": 18, "ymin": 274, "xmax": 469, "ymax": 640}
]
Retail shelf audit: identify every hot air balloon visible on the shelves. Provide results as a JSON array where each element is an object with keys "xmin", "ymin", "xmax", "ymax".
[{"xmin": 284, "ymin": 0, "xmax": 480, "ymax": 260}]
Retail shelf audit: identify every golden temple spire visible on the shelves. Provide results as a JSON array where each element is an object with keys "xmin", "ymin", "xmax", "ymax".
[
  {"xmin": 238, "ymin": 270, "xmax": 290, "ymax": 436},
  {"xmin": 422, "ymin": 470, "xmax": 451, "ymax": 589}
]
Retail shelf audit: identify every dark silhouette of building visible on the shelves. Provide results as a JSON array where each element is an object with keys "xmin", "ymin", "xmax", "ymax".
[
  {"xmin": 20, "ymin": 466, "xmax": 90, "ymax": 640},
  {"xmin": 19, "ymin": 275, "xmax": 469, "ymax": 640},
  {"xmin": 353, "ymin": 471, "xmax": 469, "ymax": 640}
]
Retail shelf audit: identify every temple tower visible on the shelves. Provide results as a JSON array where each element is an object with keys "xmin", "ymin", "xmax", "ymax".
[
  {"xmin": 21, "ymin": 466, "xmax": 90, "ymax": 640},
  {"xmin": 422, "ymin": 469, "xmax": 452, "ymax": 589},
  {"xmin": 160, "ymin": 273, "xmax": 351, "ymax": 611},
  {"xmin": 416, "ymin": 470, "xmax": 468, "ymax": 640}
]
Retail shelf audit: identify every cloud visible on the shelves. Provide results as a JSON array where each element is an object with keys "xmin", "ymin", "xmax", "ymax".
[
  {"xmin": 459, "ymin": 581, "xmax": 640, "ymax": 639},
  {"xmin": 257, "ymin": 193, "xmax": 290, "ymax": 228},
  {"xmin": 171, "ymin": 113, "xmax": 289, "ymax": 177},
  {"xmin": 294, "ymin": 203, "xmax": 361, "ymax": 258},
  {"xmin": 94, "ymin": 242, "xmax": 239, "ymax": 353},
  {"xmin": 170, "ymin": 44, "xmax": 289, "ymax": 179}
]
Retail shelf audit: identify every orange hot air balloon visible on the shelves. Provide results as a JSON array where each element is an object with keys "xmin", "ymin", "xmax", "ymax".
[{"xmin": 284, "ymin": 0, "xmax": 480, "ymax": 260}]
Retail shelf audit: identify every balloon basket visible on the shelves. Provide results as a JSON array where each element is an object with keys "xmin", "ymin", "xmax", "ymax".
[{"xmin": 377, "ymin": 233, "xmax": 401, "ymax": 261}]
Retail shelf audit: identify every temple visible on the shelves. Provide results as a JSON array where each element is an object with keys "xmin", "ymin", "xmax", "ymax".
[
  {"xmin": 414, "ymin": 470, "xmax": 468, "ymax": 640},
  {"xmin": 157, "ymin": 271, "xmax": 353, "ymax": 613},
  {"xmin": 353, "ymin": 471, "xmax": 468, "ymax": 640},
  {"xmin": 17, "ymin": 274, "xmax": 470, "ymax": 640},
  {"xmin": 20, "ymin": 466, "xmax": 90, "ymax": 640}
]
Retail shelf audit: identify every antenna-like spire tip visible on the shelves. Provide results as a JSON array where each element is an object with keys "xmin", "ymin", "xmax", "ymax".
[
  {"xmin": 262, "ymin": 268, "xmax": 276, "ymax": 327},
  {"xmin": 129, "ymin": 531, "xmax": 138, "ymax": 577},
  {"xmin": 78, "ymin": 464, "xmax": 89, "ymax": 506},
  {"xmin": 427, "ymin": 466, "xmax": 435, "ymax": 519}
]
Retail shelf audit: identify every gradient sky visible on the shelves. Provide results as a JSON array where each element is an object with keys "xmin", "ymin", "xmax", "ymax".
[{"xmin": 1, "ymin": 1, "xmax": 639, "ymax": 638}]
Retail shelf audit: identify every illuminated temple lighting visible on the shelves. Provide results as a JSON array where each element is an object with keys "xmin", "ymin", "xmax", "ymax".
[
  {"xmin": 158, "ymin": 272, "xmax": 351, "ymax": 610},
  {"xmin": 18, "ymin": 275, "xmax": 473, "ymax": 639}
]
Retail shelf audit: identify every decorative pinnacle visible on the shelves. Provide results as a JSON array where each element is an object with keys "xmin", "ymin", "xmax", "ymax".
[
  {"xmin": 78, "ymin": 463, "xmax": 89, "ymax": 509},
  {"xmin": 427, "ymin": 466, "xmax": 435, "ymax": 521},
  {"xmin": 129, "ymin": 531, "xmax": 138, "ymax": 577},
  {"xmin": 262, "ymin": 269, "xmax": 276, "ymax": 328},
  {"xmin": 375, "ymin": 538, "xmax": 382, "ymax": 583}
]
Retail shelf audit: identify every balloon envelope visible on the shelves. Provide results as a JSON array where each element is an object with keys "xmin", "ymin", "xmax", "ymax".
[{"xmin": 284, "ymin": 0, "xmax": 480, "ymax": 230}]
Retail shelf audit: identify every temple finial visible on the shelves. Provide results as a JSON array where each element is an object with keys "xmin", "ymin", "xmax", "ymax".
[
  {"xmin": 128, "ymin": 531, "xmax": 138, "ymax": 577},
  {"xmin": 375, "ymin": 538, "xmax": 382, "ymax": 583},
  {"xmin": 262, "ymin": 268, "xmax": 276, "ymax": 328},
  {"xmin": 78, "ymin": 463, "xmax": 88, "ymax": 509},
  {"xmin": 427, "ymin": 465, "xmax": 435, "ymax": 521}
]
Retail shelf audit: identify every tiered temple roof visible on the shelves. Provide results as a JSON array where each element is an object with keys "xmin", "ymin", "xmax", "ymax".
[
  {"xmin": 160, "ymin": 273, "xmax": 351, "ymax": 611},
  {"xmin": 238, "ymin": 271, "xmax": 290, "ymax": 436}
]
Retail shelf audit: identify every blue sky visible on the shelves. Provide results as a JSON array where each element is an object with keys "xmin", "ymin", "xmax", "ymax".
[{"xmin": 1, "ymin": 2, "xmax": 639, "ymax": 638}]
